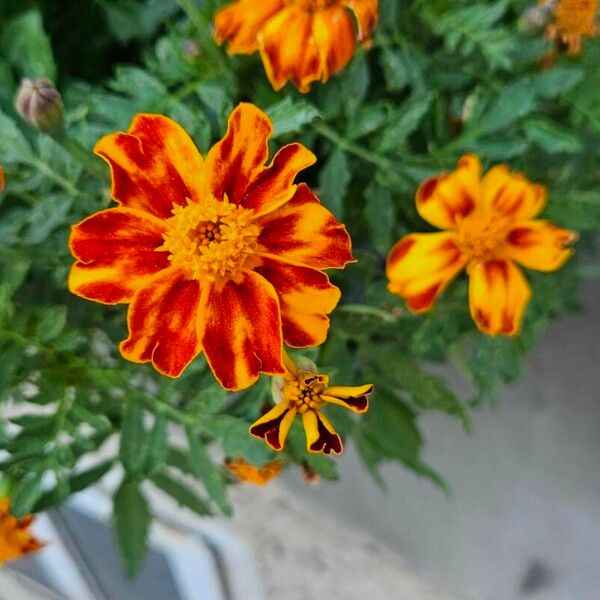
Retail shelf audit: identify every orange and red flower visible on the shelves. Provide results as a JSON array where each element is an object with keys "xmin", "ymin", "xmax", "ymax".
[
  {"xmin": 69, "ymin": 103, "xmax": 354, "ymax": 391},
  {"xmin": 0, "ymin": 498, "xmax": 43, "ymax": 565},
  {"xmin": 214, "ymin": 0, "xmax": 379, "ymax": 92},
  {"xmin": 250, "ymin": 352, "xmax": 372, "ymax": 455},
  {"xmin": 540, "ymin": 0, "xmax": 598, "ymax": 55},
  {"xmin": 386, "ymin": 155, "xmax": 577, "ymax": 337},
  {"xmin": 226, "ymin": 458, "xmax": 283, "ymax": 484}
]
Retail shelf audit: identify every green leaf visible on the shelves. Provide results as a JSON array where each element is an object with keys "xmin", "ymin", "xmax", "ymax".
[
  {"xmin": 532, "ymin": 67, "xmax": 585, "ymax": 99},
  {"xmin": 143, "ymin": 416, "xmax": 168, "ymax": 476},
  {"xmin": 0, "ymin": 111, "xmax": 36, "ymax": 165},
  {"xmin": 364, "ymin": 182, "xmax": 395, "ymax": 254},
  {"xmin": 522, "ymin": 118, "xmax": 582, "ymax": 154},
  {"xmin": 186, "ymin": 428, "xmax": 232, "ymax": 516},
  {"xmin": 151, "ymin": 471, "xmax": 212, "ymax": 516},
  {"xmin": 0, "ymin": 9, "xmax": 56, "ymax": 80},
  {"xmin": 476, "ymin": 80, "xmax": 537, "ymax": 134},
  {"xmin": 319, "ymin": 148, "xmax": 350, "ymax": 218},
  {"xmin": 287, "ymin": 426, "xmax": 339, "ymax": 481},
  {"xmin": 267, "ymin": 97, "xmax": 320, "ymax": 136},
  {"xmin": 33, "ymin": 306, "xmax": 68, "ymax": 343},
  {"xmin": 113, "ymin": 481, "xmax": 151, "ymax": 578},
  {"xmin": 120, "ymin": 401, "xmax": 146, "ymax": 477},
  {"xmin": 378, "ymin": 92, "xmax": 433, "ymax": 152},
  {"xmin": 11, "ymin": 471, "xmax": 45, "ymax": 517}
]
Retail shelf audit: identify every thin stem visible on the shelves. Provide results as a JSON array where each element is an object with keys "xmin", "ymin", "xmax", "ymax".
[
  {"xmin": 51, "ymin": 131, "xmax": 105, "ymax": 181},
  {"xmin": 338, "ymin": 304, "xmax": 398, "ymax": 323},
  {"xmin": 30, "ymin": 158, "xmax": 80, "ymax": 197},
  {"xmin": 175, "ymin": 0, "xmax": 211, "ymax": 32}
]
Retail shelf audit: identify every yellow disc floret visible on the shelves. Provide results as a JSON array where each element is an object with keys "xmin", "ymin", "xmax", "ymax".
[
  {"xmin": 160, "ymin": 196, "xmax": 260, "ymax": 284},
  {"xmin": 457, "ymin": 211, "xmax": 509, "ymax": 265},
  {"xmin": 283, "ymin": 371, "xmax": 330, "ymax": 414}
]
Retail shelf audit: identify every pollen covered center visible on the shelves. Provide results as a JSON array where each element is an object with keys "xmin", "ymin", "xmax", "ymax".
[
  {"xmin": 457, "ymin": 211, "xmax": 510, "ymax": 265},
  {"xmin": 283, "ymin": 371, "xmax": 330, "ymax": 414},
  {"xmin": 160, "ymin": 196, "xmax": 260, "ymax": 282}
]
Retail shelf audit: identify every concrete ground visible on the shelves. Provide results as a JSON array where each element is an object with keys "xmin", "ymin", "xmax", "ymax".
[{"xmin": 284, "ymin": 281, "xmax": 600, "ymax": 600}]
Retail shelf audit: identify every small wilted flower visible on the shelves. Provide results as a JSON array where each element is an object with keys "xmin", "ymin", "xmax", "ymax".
[
  {"xmin": 540, "ymin": 0, "xmax": 598, "ymax": 54},
  {"xmin": 250, "ymin": 353, "xmax": 373, "ymax": 455},
  {"xmin": 0, "ymin": 497, "xmax": 43, "ymax": 565},
  {"xmin": 226, "ymin": 458, "xmax": 283, "ymax": 485},
  {"xmin": 15, "ymin": 78, "xmax": 64, "ymax": 134}
]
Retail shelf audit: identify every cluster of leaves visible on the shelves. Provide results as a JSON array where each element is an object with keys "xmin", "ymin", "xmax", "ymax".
[{"xmin": 1, "ymin": 0, "xmax": 599, "ymax": 574}]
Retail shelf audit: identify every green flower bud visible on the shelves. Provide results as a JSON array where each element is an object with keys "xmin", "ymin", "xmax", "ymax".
[{"xmin": 15, "ymin": 78, "xmax": 64, "ymax": 134}]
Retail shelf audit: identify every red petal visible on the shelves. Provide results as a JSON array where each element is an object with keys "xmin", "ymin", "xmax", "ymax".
[
  {"xmin": 256, "ymin": 183, "xmax": 354, "ymax": 270},
  {"xmin": 255, "ymin": 257, "xmax": 340, "ymax": 347},
  {"xmin": 120, "ymin": 268, "xmax": 202, "ymax": 377},
  {"xmin": 201, "ymin": 270, "xmax": 284, "ymax": 391},
  {"xmin": 69, "ymin": 208, "xmax": 170, "ymax": 304},
  {"xmin": 94, "ymin": 114, "xmax": 204, "ymax": 219}
]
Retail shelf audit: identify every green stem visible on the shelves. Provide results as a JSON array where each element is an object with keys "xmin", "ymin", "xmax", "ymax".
[
  {"xmin": 176, "ymin": 0, "xmax": 211, "ymax": 32},
  {"xmin": 338, "ymin": 304, "xmax": 398, "ymax": 323},
  {"xmin": 51, "ymin": 131, "xmax": 105, "ymax": 181},
  {"xmin": 30, "ymin": 158, "xmax": 80, "ymax": 197}
]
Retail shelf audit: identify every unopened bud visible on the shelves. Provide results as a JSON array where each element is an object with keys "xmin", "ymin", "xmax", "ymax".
[
  {"xmin": 183, "ymin": 39, "xmax": 202, "ymax": 59},
  {"xmin": 15, "ymin": 78, "xmax": 64, "ymax": 134},
  {"xmin": 518, "ymin": 4, "xmax": 552, "ymax": 34}
]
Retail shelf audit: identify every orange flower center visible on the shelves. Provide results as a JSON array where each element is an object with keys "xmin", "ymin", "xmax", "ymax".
[
  {"xmin": 283, "ymin": 371, "xmax": 329, "ymax": 414},
  {"xmin": 160, "ymin": 197, "xmax": 260, "ymax": 283},
  {"xmin": 457, "ymin": 211, "xmax": 509, "ymax": 265},
  {"xmin": 289, "ymin": 0, "xmax": 339, "ymax": 10}
]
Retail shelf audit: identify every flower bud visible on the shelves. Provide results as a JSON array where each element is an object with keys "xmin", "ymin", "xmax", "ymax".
[
  {"xmin": 15, "ymin": 78, "xmax": 64, "ymax": 134},
  {"xmin": 518, "ymin": 4, "xmax": 552, "ymax": 34}
]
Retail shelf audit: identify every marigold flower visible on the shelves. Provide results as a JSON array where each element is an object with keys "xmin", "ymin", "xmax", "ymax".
[
  {"xmin": 386, "ymin": 155, "xmax": 577, "ymax": 337},
  {"xmin": 540, "ymin": 0, "xmax": 598, "ymax": 54},
  {"xmin": 69, "ymin": 104, "xmax": 353, "ymax": 391},
  {"xmin": 226, "ymin": 458, "xmax": 283, "ymax": 484},
  {"xmin": 214, "ymin": 0, "xmax": 379, "ymax": 92},
  {"xmin": 250, "ymin": 352, "xmax": 373, "ymax": 455},
  {"xmin": 0, "ymin": 498, "xmax": 43, "ymax": 565}
]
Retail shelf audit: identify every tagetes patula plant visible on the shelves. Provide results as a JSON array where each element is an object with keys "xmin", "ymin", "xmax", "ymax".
[
  {"xmin": 226, "ymin": 458, "xmax": 283, "ymax": 485},
  {"xmin": 250, "ymin": 352, "xmax": 373, "ymax": 455},
  {"xmin": 0, "ymin": 498, "xmax": 43, "ymax": 565},
  {"xmin": 68, "ymin": 103, "xmax": 354, "ymax": 391},
  {"xmin": 386, "ymin": 155, "xmax": 577, "ymax": 337},
  {"xmin": 541, "ymin": 0, "xmax": 598, "ymax": 55},
  {"xmin": 214, "ymin": 0, "xmax": 379, "ymax": 92}
]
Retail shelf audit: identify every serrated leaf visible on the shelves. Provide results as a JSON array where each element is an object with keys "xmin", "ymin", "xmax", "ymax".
[
  {"xmin": 319, "ymin": 148, "xmax": 350, "ymax": 218},
  {"xmin": 120, "ymin": 401, "xmax": 146, "ymax": 477},
  {"xmin": 143, "ymin": 416, "xmax": 168, "ymax": 476},
  {"xmin": 11, "ymin": 471, "xmax": 45, "ymax": 517},
  {"xmin": 477, "ymin": 80, "xmax": 537, "ymax": 134},
  {"xmin": 522, "ymin": 118, "xmax": 582, "ymax": 154},
  {"xmin": 186, "ymin": 428, "xmax": 232, "ymax": 516},
  {"xmin": 113, "ymin": 481, "xmax": 150, "ymax": 578},
  {"xmin": 267, "ymin": 97, "xmax": 319, "ymax": 136},
  {"xmin": 364, "ymin": 182, "xmax": 395, "ymax": 254},
  {"xmin": 34, "ymin": 306, "xmax": 68, "ymax": 343}
]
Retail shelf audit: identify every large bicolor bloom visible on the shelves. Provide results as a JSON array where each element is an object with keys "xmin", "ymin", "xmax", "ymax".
[
  {"xmin": 214, "ymin": 0, "xmax": 379, "ymax": 92},
  {"xmin": 0, "ymin": 498, "xmax": 43, "ymax": 565},
  {"xmin": 386, "ymin": 155, "xmax": 577, "ymax": 337},
  {"xmin": 540, "ymin": 0, "xmax": 598, "ymax": 55},
  {"xmin": 69, "ymin": 104, "xmax": 354, "ymax": 391},
  {"xmin": 250, "ymin": 353, "xmax": 372, "ymax": 455}
]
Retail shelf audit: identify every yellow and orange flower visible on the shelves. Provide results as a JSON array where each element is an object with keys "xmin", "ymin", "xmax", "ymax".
[
  {"xmin": 68, "ymin": 104, "xmax": 354, "ymax": 391},
  {"xmin": 214, "ymin": 0, "xmax": 379, "ymax": 92},
  {"xmin": 0, "ymin": 498, "xmax": 43, "ymax": 565},
  {"xmin": 250, "ymin": 352, "xmax": 372, "ymax": 455},
  {"xmin": 541, "ymin": 0, "xmax": 598, "ymax": 54},
  {"xmin": 226, "ymin": 458, "xmax": 283, "ymax": 485},
  {"xmin": 386, "ymin": 155, "xmax": 577, "ymax": 337}
]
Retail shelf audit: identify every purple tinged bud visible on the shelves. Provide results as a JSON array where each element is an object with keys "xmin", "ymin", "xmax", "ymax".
[{"xmin": 15, "ymin": 78, "xmax": 64, "ymax": 134}]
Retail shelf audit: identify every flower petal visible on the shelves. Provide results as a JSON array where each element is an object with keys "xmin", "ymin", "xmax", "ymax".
[
  {"xmin": 481, "ymin": 165, "xmax": 547, "ymax": 221},
  {"xmin": 214, "ymin": 0, "xmax": 284, "ymax": 54},
  {"xmin": 201, "ymin": 270, "xmax": 284, "ymax": 391},
  {"xmin": 416, "ymin": 154, "xmax": 481, "ymax": 230},
  {"xmin": 249, "ymin": 403, "xmax": 297, "ymax": 451},
  {"xmin": 120, "ymin": 267, "xmax": 203, "ymax": 377},
  {"xmin": 202, "ymin": 103, "xmax": 272, "ymax": 205},
  {"xmin": 94, "ymin": 114, "xmax": 204, "ymax": 219},
  {"xmin": 312, "ymin": 7, "xmax": 357, "ymax": 82},
  {"xmin": 255, "ymin": 257, "xmax": 341, "ymax": 347},
  {"xmin": 468, "ymin": 259, "xmax": 532, "ymax": 336},
  {"xmin": 256, "ymin": 183, "xmax": 354, "ymax": 270},
  {"xmin": 242, "ymin": 143, "xmax": 316, "ymax": 217},
  {"xmin": 386, "ymin": 232, "xmax": 466, "ymax": 312},
  {"xmin": 258, "ymin": 7, "xmax": 321, "ymax": 92},
  {"xmin": 322, "ymin": 384, "xmax": 373, "ymax": 413},
  {"xmin": 68, "ymin": 208, "xmax": 170, "ymax": 304},
  {"xmin": 506, "ymin": 220, "xmax": 577, "ymax": 272},
  {"xmin": 302, "ymin": 410, "xmax": 343, "ymax": 455},
  {"xmin": 343, "ymin": 0, "xmax": 379, "ymax": 41}
]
